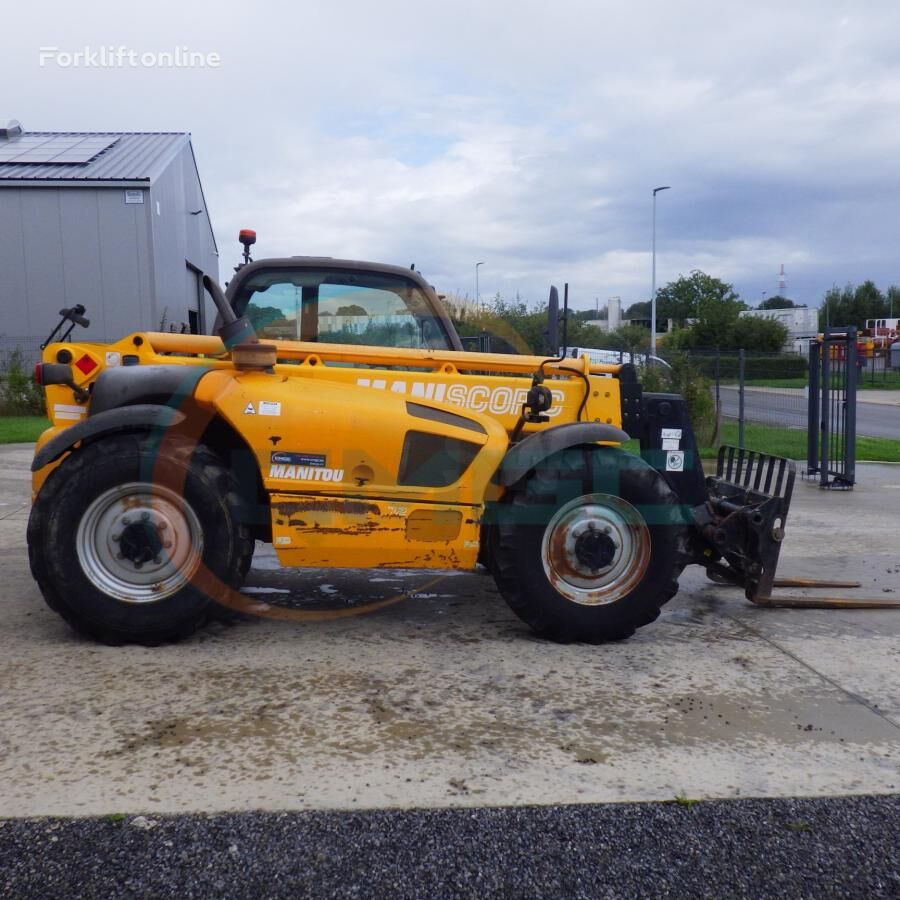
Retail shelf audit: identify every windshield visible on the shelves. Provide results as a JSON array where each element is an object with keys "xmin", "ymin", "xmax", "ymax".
[{"xmin": 231, "ymin": 267, "xmax": 452, "ymax": 351}]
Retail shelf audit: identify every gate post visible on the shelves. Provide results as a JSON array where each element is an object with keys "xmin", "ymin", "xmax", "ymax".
[
  {"xmin": 820, "ymin": 329, "xmax": 831, "ymax": 487},
  {"xmin": 845, "ymin": 326, "xmax": 857, "ymax": 487},
  {"xmin": 807, "ymin": 339, "xmax": 820, "ymax": 474}
]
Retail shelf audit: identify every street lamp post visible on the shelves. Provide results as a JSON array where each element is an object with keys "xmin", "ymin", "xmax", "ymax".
[
  {"xmin": 651, "ymin": 185, "xmax": 671, "ymax": 355},
  {"xmin": 475, "ymin": 261, "xmax": 485, "ymax": 312}
]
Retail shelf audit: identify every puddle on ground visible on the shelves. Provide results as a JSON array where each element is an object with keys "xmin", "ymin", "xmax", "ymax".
[{"xmin": 99, "ymin": 663, "xmax": 898, "ymax": 775}]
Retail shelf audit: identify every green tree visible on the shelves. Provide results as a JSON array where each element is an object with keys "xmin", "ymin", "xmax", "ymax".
[
  {"xmin": 448, "ymin": 293, "xmax": 645, "ymax": 355},
  {"xmin": 245, "ymin": 303, "xmax": 286, "ymax": 330},
  {"xmin": 335, "ymin": 304, "xmax": 368, "ymax": 317},
  {"xmin": 759, "ymin": 295, "xmax": 802, "ymax": 309},
  {"xmin": 727, "ymin": 315, "xmax": 789, "ymax": 352},
  {"xmin": 819, "ymin": 281, "xmax": 892, "ymax": 330},
  {"xmin": 655, "ymin": 270, "xmax": 745, "ymax": 330},
  {"xmin": 624, "ymin": 300, "xmax": 650, "ymax": 320}
]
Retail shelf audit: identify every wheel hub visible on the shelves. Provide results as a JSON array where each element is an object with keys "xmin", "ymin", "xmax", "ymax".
[
  {"xmin": 573, "ymin": 527, "xmax": 617, "ymax": 572},
  {"xmin": 117, "ymin": 517, "xmax": 165, "ymax": 568},
  {"xmin": 540, "ymin": 493, "xmax": 651, "ymax": 606},
  {"xmin": 76, "ymin": 483, "xmax": 204, "ymax": 603}
]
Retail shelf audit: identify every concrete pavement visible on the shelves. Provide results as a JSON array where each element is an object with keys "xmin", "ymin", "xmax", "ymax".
[{"xmin": 0, "ymin": 443, "xmax": 897, "ymax": 818}]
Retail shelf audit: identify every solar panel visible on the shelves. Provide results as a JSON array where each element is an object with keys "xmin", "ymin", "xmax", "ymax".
[{"xmin": 0, "ymin": 135, "xmax": 119, "ymax": 165}]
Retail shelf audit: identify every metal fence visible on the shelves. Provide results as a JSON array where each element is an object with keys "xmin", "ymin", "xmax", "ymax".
[
  {"xmin": 692, "ymin": 349, "xmax": 809, "ymax": 459},
  {"xmin": 0, "ymin": 336, "xmax": 44, "ymax": 375},
  {"xmin": 858, "ymin": 344, "xmax": 899, "ymax": 385},
  {"xmin": 0, "ymin": 335, "xmax": 45, "ymax": 392}
]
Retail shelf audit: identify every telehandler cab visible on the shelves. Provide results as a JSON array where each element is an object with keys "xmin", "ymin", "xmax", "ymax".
[{"xmin": 28, "ymin": 236, "xmax": 801, "ymax": 646}]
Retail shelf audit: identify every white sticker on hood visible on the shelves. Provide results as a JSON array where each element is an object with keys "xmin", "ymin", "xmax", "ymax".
[{"xmin": 54, "ymin": 403, "xmax": 86, "ymax": 421}]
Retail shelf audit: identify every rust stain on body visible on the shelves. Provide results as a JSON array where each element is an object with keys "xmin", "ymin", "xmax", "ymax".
[{"xmin": 275, "ymin": 499, "xmax": 379, "ymax": 517}]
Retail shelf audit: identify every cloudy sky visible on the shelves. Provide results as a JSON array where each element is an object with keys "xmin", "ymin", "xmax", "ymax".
[{"xmin": 8, "ymin": 0, "xmax": 900, "ymax": 312}]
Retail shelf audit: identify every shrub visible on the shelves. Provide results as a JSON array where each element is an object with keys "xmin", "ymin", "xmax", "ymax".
[
  {"xmin": 0, "ymin": 348, "xmax": 45, "ymax": 416},
  {"xmin": 640, "ymin": 352, "xmax": 717, "ymax": 447}
]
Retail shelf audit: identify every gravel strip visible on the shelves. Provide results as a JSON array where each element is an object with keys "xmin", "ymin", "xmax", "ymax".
[{"xmin": 1, "ymin": 795, "xmax": 897, "ymax": 898}]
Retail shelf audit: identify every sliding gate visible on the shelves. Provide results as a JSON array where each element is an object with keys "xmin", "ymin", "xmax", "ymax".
[{"xmin": 807, "ymin": 327, "xmax": 858, "ymax": 489}]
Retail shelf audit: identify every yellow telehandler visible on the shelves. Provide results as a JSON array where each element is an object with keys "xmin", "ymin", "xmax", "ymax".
[{"xmin": 28, "ymin": 235, "xmax": 799, "ymax": 644}]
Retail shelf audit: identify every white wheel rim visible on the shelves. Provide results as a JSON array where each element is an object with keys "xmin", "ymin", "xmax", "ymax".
[
  {"xmin": 75, "ymin": 482, "xmax": 204, "ymax": 604},
  {"xmin": 540, "ymin": 492, "xmax": 651, "ymax": 606}
]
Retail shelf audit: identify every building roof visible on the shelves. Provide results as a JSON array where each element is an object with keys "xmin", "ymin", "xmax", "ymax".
[{"xmin": 0, "ymin": 131, "xmax": 190, "ymax": 184}]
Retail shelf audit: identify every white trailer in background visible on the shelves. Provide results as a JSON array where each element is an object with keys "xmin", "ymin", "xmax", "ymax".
[{"xmin": 739, "ymin": 306, "xmax": 819, "ymax": 351}]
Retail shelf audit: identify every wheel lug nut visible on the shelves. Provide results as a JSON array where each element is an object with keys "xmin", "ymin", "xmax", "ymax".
[
  {"xmin": 112, "ymin": 533, "xmax": 121, "ymax": 542},
  {"xmin": 122, "ymin": 516, "xmax": 131, "ymax": 525},
  {"xmin": 141, "ymin": 511, "xmax": 150, "ymax": 522},
  {"xmin": 153, "ymin": 555, "xmax": 162, "ymax": 565},
  {"xmin": 156, "ymin": 521, "xmax": 167, "ymax": 531},
  {"xmin": 134, "ymin": 561, "xmax": 143, "ymax": 569},
  {"xmin": 163, "ymin": 541, "xmax": 172, "ymax": 549}
]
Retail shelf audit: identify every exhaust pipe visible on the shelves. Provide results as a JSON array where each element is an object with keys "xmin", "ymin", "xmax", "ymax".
[{"xmin": 202, "ymin": 274, "xmax": 256, "ymax": 349}]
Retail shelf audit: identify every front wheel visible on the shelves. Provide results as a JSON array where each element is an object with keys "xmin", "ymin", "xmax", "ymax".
[
  {"xmin": 490, "ymin": 447, "xmax": 687, "ymax": 642},
  {"xmin": 28, "ymin": 432, "xmax": 253, "ymax": 645}
]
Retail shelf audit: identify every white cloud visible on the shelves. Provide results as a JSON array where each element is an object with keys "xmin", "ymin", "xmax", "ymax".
[{"xmin": 7, "ymin": 0, "xmax": 900, "ymax": 308}]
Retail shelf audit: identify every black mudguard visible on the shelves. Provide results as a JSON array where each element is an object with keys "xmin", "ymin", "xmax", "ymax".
[
  {"xmin": 89, "ymin": 365, "xmax": 211, "ymax": 416},
  {"xmin": 31, "ymin": 405, "xmax": 186, "ymax": 472},
  {"xmin": 495, "ymin": 422, "xmax": 629, "ymax": 488}
]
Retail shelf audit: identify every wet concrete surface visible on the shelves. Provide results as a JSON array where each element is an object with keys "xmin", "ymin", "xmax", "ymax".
[{"xmin": 0, "ymin": 444, "xmax": 897, "ymax": 817}]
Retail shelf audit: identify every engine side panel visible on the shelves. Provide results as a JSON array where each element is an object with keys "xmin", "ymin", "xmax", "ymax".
[
  {"xmin": 193, "ymin": 368, "xmax": 507, "ymax": 568},
  {"xmin": 269, "ymin": 494, "xmax": 481, "ymax": 569}
]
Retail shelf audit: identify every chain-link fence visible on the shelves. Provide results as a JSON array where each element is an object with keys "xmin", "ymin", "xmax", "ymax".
[
  {"xmin": 688, "ymin": 349, "xmax": 809, "ymax": 459},
  {"xmin": 859, "ymin": 345, "xmax": 900, "ymax": 387},
  {"xmin": 0, "ymin": 336, "xmax": 44, "ymax": 374},
  {"xmin": 0, "ymin": 336, "xmax": 46, "ymax": 416}
]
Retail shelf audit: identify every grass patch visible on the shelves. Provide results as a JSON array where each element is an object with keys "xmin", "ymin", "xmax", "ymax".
[
  {"xmin": 857, "ymin": 371, "xmax": 900, "ymax": 390},
  {"xmin": 744, "ymin": 377, "xmax": 808, "ymax": 389},
  {"xmin": 626, "ymin": 421, "xmax": 900, "ymax": 462},
  {"xmin": 703, "ymin": 422, "xmax": 808, "ymax": 460},
  {"xmin": 0, "ymin": 416, "xmax": 50, "ymax": 444},
  {"xmin": 742, "ymin": 371, "xmax": 900, "ymax": 390},
  {"xmin": 708, "ymin": 422, "xmax": 900, "ymax": 462}
]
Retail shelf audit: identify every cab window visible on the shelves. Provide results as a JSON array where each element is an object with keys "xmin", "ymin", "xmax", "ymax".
[{"xmin": 234, "ymin": 268, "xmax": 451, "ymax": 350}]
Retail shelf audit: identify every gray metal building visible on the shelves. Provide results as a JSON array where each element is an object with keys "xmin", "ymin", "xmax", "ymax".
[{"xmin": 0, "ymin": 121, "xmax": 219, "ymax": 356}]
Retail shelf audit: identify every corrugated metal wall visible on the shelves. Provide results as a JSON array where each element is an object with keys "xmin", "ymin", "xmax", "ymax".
[
  {"xmin": 0, "ymin": 186, "xmax": 152, "ymax": 342},
  {"xmin": 0, "ymin": 143, "xmax": 219, "ymax": 348}
]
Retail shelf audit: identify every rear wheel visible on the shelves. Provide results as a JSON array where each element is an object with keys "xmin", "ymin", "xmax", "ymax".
[
  {"xmin": 490, "ymin": 446, "xmax": 686, "ymax": 642},
  {"xmin": 28, "ymin": 432, "xmax": 253, "ymax": 645}
]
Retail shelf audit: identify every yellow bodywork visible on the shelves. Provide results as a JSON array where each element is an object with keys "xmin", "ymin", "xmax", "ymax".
[{"xmin": 34, "ymin": 332, "xmax": 627, "ymax": 570}]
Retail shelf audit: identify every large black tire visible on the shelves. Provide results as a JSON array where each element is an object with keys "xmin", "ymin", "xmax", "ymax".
[
  {"xmin": 490, "ymin": 446, "xmax": 688, "ymax": 643},
  {"xmin": 28, "ymin": 432, "xmax": 253, "ymax": 645}
]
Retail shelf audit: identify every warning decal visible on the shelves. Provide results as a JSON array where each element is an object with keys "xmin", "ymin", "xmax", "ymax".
[{"xmin": 666, "ymin": 451, "xmax": 685, "ymax": 472}]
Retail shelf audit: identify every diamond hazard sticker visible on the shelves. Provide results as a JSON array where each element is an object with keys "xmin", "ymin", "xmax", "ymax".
[
  {"xmin": 666, "ymin": 450, "xmax": 685, "ymax": 472},
  {"xmin": 74, "ymin": 354, "xmax": 97, "ymax": 375}
]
